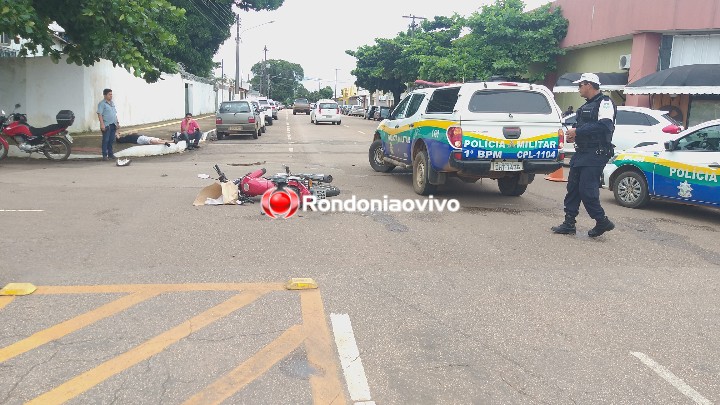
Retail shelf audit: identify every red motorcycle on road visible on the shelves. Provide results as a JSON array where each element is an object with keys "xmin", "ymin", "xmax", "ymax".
[{"xmin": 0, "ymin": 103, "xmax": 75, "ymax": 161}]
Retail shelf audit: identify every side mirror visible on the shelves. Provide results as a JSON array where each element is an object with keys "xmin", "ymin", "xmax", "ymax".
[
  {"xmin": 662, "ymin": 124, "xmax": 682, "ymax": 134},
  {"xmin": 664, "ymin": 140, "xmax": 676, "ymax": 151}
]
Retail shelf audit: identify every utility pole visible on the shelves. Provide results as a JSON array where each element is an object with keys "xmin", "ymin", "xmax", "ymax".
[
  {"xmin": 235, "ymin": 14, "xmax": 240, "ymax": 98},
  {"xmin": 263, "ymin": 45, "xmax": 269, "ymax": 97},
  {"xmin": 334, "ymin": 68, "xmax": 340, "ymax": 101},
  {"xmin": 402, "ymin": 14, "xmax": 427, "ymax": 36},
  {"xmin": 220, "ymin": 59, "xmax": 224, "ymax": 102}
]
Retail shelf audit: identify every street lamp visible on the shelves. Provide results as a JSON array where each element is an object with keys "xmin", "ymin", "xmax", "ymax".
[
  {"xmin": 334, "ymin": 68, "xmax": 340, "ymax": 101},
  {"xmin": 236, "ymin": 20, "xmax": 275, "ymax": 96}
]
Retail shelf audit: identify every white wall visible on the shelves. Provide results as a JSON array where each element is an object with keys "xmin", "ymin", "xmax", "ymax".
[{"xmin": 0, "ymin": 56, "xmax": 218, "ymax": 132}]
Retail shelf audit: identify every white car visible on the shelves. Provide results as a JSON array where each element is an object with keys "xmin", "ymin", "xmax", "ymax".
[
  {"xmin": 310, "ymin": 99, "xmax": 342, "ymax": 125},
  {"xmin": 257, "ymin": 98, "xmax": 274, "ymax": 125},
  {"xmin": 602, "ymin": 118, "xmax": 720, "ymax": 209},
  {"xmin": 563, "ymin": 106, "xmax": 682, "ymax": 154}
]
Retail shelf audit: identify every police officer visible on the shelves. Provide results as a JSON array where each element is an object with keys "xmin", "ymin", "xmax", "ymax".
[{"xmin": 552, "ymin": 73, "xmax": 617, "ymax": 237}]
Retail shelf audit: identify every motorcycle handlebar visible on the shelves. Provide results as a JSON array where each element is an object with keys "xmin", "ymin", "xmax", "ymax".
[{"xmin": 214, "ymin": 164, "xmax": 228, "ymax": 183}]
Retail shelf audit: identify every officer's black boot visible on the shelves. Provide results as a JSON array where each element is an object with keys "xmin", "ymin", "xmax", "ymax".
[
  {"xmin": 588, "ymin": 216, "xmax": 615, "ymax": 238},
  {"xmin": 551, "ymin": 215, "xmax": 576, "ymax": 235}
]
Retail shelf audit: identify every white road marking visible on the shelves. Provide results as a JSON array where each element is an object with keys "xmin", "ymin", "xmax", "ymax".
[
  {"xmin": 0, "ymin": 210, "xmax": 44, "ymax": 212},
  {"xmin": 330, "ymin": 313, "xmax": 373, "ymax": 403},
  {"xmin": 344, "ymin": 125, "xmax": 350, "ymax": 128},
  {"xmin": 631, "ymin": 352, "xmax": 712, "ymax": 405},
  {"xmin": 289, "ymin": 147, "xmax": 294, "ymax": 152},
  {"xmin": 357, "ymin": 131, "xmax": 366, "ymax": 135}
]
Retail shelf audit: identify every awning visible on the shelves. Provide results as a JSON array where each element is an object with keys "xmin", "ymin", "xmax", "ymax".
[
  {"xmin": 624, "ymin": 64, "xmax": 720, "ymax": 95},
  {"xmin": 553, "ymin": 72, "xmax": 628, "ymax": 93}
]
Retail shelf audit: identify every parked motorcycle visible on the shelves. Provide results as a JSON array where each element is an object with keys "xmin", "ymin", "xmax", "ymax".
[
  {"xmin": 0, "ymin": 103, "xmax": 75, "ymax": 161},
  {"xmin": 213, "ymin": 164, "xmax": 340, "ymax": 202}
]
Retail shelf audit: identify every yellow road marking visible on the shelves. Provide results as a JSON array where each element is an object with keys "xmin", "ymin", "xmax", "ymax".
[
  {"xmin": 301, "ymin": 290, "xmax": 348, "ymax": 405},
  {"xmin": 0, "ymin": 296, "xmax": 14, "ymax": 310},
  {"xmin": 182, "ymin": 324, "xmax": 306, "ymax": 405},
  {"xmin": 0, "ymin": 290, "xmax": 160, "ymax": 363},
  {"xmin": 35, "ymin": 283, "xmax": 285, "ymax": 295},
  {"xmin": 27, "ymin": 290, "xmax": 269, "ymax": 405}
]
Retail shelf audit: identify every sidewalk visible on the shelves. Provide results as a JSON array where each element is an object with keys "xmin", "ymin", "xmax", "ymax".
[{"xmin": 6, "ymin": 114, "xmax": 217, "ymax": 160}]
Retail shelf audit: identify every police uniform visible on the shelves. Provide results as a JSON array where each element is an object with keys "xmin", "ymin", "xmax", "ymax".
[{"xmin": 553, "ymin": 74, "xmax": 617, "ymax": 237}]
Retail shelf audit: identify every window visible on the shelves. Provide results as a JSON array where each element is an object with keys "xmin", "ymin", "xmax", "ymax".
[
  {"xmin": 468, "ymin": 90, "xmax": 552, "ymax": 114},
  {"xmin": 0, "ymin": 33, "xmax": 10, "ymax": 45},
  {"xmin": 389, "ymin": 95, "xmax": 412, "ymax": 120},
  {"xmin": 219, "ymin": 102, "xmax": 250, "ymax": 113},
  {"xmin": 405, "ymin": 94, "xmax": 426, "ymax": 117},
  {"xmin": 426, "ymin": 87, "xmax": 460, "ymax": 114},
  {"xmin": 676, "ymin": 125, "xmax": 720, "ymax": 151},
  {"xmin": 616, "ymin": 111, "xmax": 651, "ymax": 126},
  {"xmin": 319, "ymin": 103, "xmax": 337, "ymax": 109}
]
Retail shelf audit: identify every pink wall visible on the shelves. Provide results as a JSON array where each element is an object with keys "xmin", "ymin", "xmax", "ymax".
[
  {"xmin": 553, "ymin": 0, "xmax": 720, "ymax": 48},
  {"xmin": 626, "ymin": 33, "xmax": 662, "ymax": 107}
]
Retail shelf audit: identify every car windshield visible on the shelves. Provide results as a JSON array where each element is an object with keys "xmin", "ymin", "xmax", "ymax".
[
  {"xmin": 319, "ymin": 103, "xmax": 337, "ymax": 109},
  {"xmin": 295, "ymin": 99, "xmax": 309, "ymax": 104},
  {"xmin": 219, "ymin": 102, "xmax": 250, "ymax": 113},
  {"xmin": 662, "ymin": 113, "xmax": 683, "ymax": 127}
]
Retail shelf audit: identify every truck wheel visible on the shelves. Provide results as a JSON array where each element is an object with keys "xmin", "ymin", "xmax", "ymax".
[
  {"xmin": 413, "ymin": 149, "xmax": 437, "ymax": 195},
  {"xmin": 267, "ymin": 117, "xmax": 273, "ymax": 126},
  {"xmin": 253, "ymin": 129, "xmax": 259, "ymax": 139},
  {"xmin": 293, "ymin": 111, "xmax": 297, "ymax": 115},
  {"xmin": 613, "ymin": 170, "xmax": 650, "ymax": 208},
  {"xmin": 498, "ymin": 175, "xmax": 528, "ymax": 196},
  {"xmin": 368, "ymin": 140, "xmax": 395, "ymax": 173},
  {"xmin": 216, "ymin": 132, "xmax": 224, "ymax": 141}
]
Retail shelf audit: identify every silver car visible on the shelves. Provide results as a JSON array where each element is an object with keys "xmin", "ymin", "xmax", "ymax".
[{"xmin": 216, "ymin": 100, "xmax": 261, "ymax": 140}]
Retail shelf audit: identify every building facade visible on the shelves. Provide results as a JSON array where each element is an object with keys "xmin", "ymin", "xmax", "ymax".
[{"xmin": 549, "ymin": 0, "xmax": 720, "ymax": 127}]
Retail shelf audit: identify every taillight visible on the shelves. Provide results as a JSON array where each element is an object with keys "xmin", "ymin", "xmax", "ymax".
[
  {"xmin": 447, "ymin": 126, "xmax": 463, "ymax": 149},
  {"xmin": 499, "ymin": 82, "xmax": 519, "ymax": 86},
  {"xmin": 248, "ymin": 117, "xmax": 255, "ymax": 123},
  {"xmin": 453, "ymin": 152, "xmax": 462, "ymax": 160},
  {"xmin": 216, "ymin": 117, "xmax": 222, "ymax": 124}
]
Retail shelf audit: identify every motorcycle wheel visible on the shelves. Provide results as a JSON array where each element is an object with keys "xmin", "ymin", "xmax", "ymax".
[
  {"xmin": 0, "ymin": 142, "xmax": 8, "ymax": 161},
  {"xmin": 43, "ymin": 137, "xmax": 71, "ymax": 161}
]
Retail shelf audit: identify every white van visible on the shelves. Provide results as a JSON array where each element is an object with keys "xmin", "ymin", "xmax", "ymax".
[{"xmin": 310, "ymin": 99, "xmax": 341, "ymax": 125}]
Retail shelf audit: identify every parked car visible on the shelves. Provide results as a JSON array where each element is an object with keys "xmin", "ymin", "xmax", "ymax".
[
  {"xmin": 293, "ymin": 98, "xmax": 310, "ymax": 115},
  {"xmin": 215, "ymin": 100, "xmax": 261, "ymax": 140},
  {"xmin": 257, "ymin": 98, "xmax": 274, "ymax": 125},
  {"xmin": 603, "ymin": 118, "xmax": 720, "ymax": 210},
  {"xmin": 563, "ymin": 106, "xmax": 683, "ymax": 154},
  {"xmin": 250, "ymin": 100, "xmax": 267, "ymax": 133},
  {"xmin": 349, "ymin": 105, "xmax": 366, "ymax": 117},
  {"xmin": 365, "ymin": 106, "xmax": 378, "ymax": 120},
  {"xmin": 310, "ymin": 99, "xmax": 342, "ymax": 125},
  {"xmin": 374, "ymin": 106, "xmax": 391, "ymax": 121},
  {"xmin": 368, "ymin": 81, "xmax": 564, "ymax": 196},
  {"xmin": 268, "ymin": 99, "xmax": 279, "ymax": 120}
]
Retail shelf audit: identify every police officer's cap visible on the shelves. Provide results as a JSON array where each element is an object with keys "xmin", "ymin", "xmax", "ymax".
[{"xmin": 572, "ymin": 73, "xmax": 601, "ymax": 85}]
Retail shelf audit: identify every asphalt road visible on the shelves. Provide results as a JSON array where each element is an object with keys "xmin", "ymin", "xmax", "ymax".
[{"xmin": 1, "ymin": 110, "xmax": 719, "ymax": 404}]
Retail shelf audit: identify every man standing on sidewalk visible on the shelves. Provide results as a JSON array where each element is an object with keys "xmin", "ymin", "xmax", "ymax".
[{"xmin": 97, "ymin": 88, "xmax": 119, "ymax": 161}]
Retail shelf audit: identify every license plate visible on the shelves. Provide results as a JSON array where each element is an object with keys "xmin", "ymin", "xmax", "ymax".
[
  {"xmin": 228, "ymin": 126, "xmax": 243, "ymax": 131},
  {"xmin": 491, "ymin": 161, "xmax": 523, "ymax": 171},
  {"xmin": 65, "ymin": 134, "xmax": 73, "ymax": 143},
  {"xmin": 324, "ymin": 115, "xmax": 332, "ymax": 118}
]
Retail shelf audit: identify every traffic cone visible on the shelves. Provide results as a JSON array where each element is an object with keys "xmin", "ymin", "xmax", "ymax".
[{"xmin": 545, "ymin": 167, "xmax": 567, "ymax": 182}]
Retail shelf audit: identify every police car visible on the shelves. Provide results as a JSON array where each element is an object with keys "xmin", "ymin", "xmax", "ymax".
[{"xmin": 602, "ymin": 118, "xmax": 720, "ymax": 209}]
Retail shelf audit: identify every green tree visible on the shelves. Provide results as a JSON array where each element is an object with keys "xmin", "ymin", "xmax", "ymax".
[
  {"xmin": 346, "ymin": 37, "xmax": 415, "ymax": 105},
  {"xmin": 0, "ymin": 0, "xmax": 285, "ymax": 82},
  {"xmin": 346, "ymin": 0, "xmax": 567, "ymax": 97},
  {"xmin": 249, "ymin": 59, "xmax": 304, "ymax": 102}
]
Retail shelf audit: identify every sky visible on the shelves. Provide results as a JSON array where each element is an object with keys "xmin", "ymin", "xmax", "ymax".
[{"xmin": 213, "ymin": 0, "xmax": 554, "ymax": 95}]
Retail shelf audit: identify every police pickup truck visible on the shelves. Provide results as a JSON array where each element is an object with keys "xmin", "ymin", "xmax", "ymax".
[{"xmin": 369, "ymin": 81, "xmax": 565, "ymax": 196}]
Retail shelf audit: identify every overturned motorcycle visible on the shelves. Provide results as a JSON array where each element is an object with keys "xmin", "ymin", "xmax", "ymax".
[{"xmin": 213, "ymin": 164, "xmax": 341, "ymax": 203}]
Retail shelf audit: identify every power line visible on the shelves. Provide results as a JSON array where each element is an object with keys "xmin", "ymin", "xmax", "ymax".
[
  {"xmin": 199, "ymin": 0, "xmax": 233, "ymax": 25},
  {"xmin": 187, "ymin": 0, "xmax": 226, "ymax": 32},
  {"xmin": 203, "ymin": 0, "xmax": 233, "ymax": 21}
]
